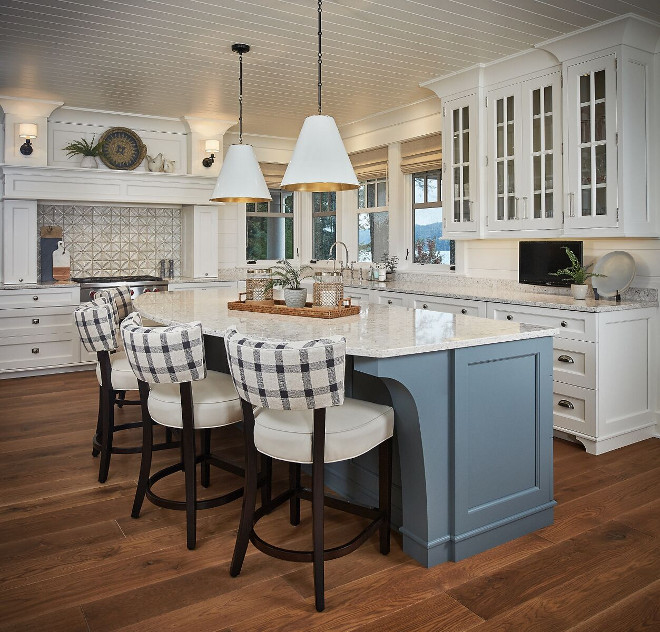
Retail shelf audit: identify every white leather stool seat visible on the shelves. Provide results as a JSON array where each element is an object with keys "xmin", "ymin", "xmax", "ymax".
[
  {"xmin": 95, "ymin": 351, "xmax": 138, "ymax": 391},
  {"xmin": 254, "ymin": 398, "xmax": 394, "ymax": 464},
  {"xmin": 148, "ymin": 370, "xmax": 242, "ymax": 429}
]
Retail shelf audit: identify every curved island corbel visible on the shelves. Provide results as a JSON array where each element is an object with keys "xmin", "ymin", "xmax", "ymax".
[{"xmin": 136, "ymin": 287, "xmax": 557, "ymax": 568}]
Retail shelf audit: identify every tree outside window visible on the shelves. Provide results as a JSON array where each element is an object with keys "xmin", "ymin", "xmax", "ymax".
[
  {"xmin": 246, "ymin": 190, "xmax": 293, "ymax": 260},
  {"xmin": 413, "ymin": 170, "xmax": 454, "ymax": 267},
  {"xmin": 357, "ymin": 178, "xmax": 388, "ymax": 262},
  {"xmin": 312, "ymin": 192, "xmax": 336, "ymax": 260}
]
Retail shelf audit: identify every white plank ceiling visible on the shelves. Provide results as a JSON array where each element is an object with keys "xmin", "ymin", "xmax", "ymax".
[{"xmin": 1, "ymin": 0, "xmax": 659, "ymax": 136}]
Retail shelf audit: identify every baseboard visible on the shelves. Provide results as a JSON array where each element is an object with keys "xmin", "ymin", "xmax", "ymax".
[{"xmin": 0, "ymin": 362, "xmax": 94, "ymax": 380}]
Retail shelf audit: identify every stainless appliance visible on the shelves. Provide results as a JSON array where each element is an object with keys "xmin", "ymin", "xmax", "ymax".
[{"xmin": 72, "ymin": 275, "xmax": 168, "ymax": 302}]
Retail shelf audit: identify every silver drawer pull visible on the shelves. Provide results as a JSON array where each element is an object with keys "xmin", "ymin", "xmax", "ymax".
[
  {"xmin": 560, "ymin": 321, "xmax": 568, "ymax": 327},
  {"xmin": 558, "ymin": 399, "xmax": 574, "ymax": 410},
  {"xmin": 33, "ymin": 295, "xmax": 39, "ymax": 301},
  {"xmin": 422, "ymin": 304, "xmax": 428, "ymax": 309},
  {"xmin": 32, "ymin": 318, "xmax": 40, "ymax": 325},
  {"xmin": 461, "ymin": 308, "xmax": 467, "ymax": 314},
  {"xmin": 31, "ymin": 347, "xmax": 40, "ymax": 354},
  {"xmin": 557, "ymin": 354, "xmax": 574, "ymax": 364},
  {"xmin": 506, "ymin": 315, "xmax": 513, "ymax": 321}
]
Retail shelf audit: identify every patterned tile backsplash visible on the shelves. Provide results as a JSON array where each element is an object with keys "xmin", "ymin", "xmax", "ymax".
[{"xmin": 37, "ymin": 205, "xmax": 181, "ymax": 278}]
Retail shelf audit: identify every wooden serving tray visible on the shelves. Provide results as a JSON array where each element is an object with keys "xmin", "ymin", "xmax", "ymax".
[{"xmin": 227, "ymin": 299, "xmax": 360, "ymax": 319}]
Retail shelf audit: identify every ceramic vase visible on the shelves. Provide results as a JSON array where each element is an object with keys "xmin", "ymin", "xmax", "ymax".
[
  {"xmin": 80, "ymin": 155, "xmax": 98, "ymax": 168},
  {"xmin": 284, "ymin": 287, "xmax": 307, "ymax": 308},
  {"xmin": 571, "ymin": 284, "xmax": 588, "ymax": 300}
]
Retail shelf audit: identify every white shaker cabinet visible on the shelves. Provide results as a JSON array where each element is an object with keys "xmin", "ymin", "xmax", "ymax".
[
  {"xmin": 181, "ymin": 205, "xmax": 219, "ymax": 279},
  {"xmin": 1, "ymin": 199, "xmax": 37, "ymax": 284}
]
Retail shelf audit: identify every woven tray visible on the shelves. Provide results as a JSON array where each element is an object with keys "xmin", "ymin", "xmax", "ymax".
[{"xmin": 227, "ymin": 299, "xmax": 360, "ymax": 319}]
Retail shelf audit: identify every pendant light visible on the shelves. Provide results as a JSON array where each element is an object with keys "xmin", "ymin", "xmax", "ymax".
[
  {"xmin": 281, "ymin": 0, "xmax": 358, "ymax": 192},
  {"xmin": 210, "ymin": 43, "xmax": 271, "ymax": 203}
]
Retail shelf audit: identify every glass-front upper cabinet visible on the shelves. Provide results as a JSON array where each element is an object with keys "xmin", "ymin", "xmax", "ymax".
[
  {"xmin": 565, "ymin": 54, "xmax": 617, "ymax": 229},
  {"xmin": 443, "ymin": 93, "xmax": 477, "ymax": 234}
]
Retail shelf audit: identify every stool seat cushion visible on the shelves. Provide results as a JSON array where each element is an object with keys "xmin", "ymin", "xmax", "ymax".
[
  {"xmin": 96, "ymin": 351, "xmax": 138, "ymax": 391},
  {"xmin": 148, "ymin": 370, "xmax": 242, "ymax": 429},
  {"xmin": 254, "ymin": 398, "xmax": 394, "ymax": 464}
]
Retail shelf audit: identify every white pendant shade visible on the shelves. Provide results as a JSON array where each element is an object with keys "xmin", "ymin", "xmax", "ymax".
[
  {"xmin": 281, "ymin": 115, "xmax": 359, "ymax": 192},
  {"xmin": 210, "ymin": 144, "xmax": 271, "ymax": 203}
]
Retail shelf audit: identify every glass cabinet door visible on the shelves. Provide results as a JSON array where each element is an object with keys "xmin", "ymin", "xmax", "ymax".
[
  {"xmin": 566, "ymin": 55, "xmax": 617, "ymax": 229},
  {"xmin": 443, "ymin": 94, "xmax": 477, "ymax": 233}
]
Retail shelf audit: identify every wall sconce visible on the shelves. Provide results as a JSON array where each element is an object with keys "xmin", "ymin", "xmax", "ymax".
[
  {"xmin": 19, "ymin": 123, "xmax": 38, "ymax": 156},
  {"xmin": 203, "ymin": 139, "xmax": 220, "ymax": 167}
]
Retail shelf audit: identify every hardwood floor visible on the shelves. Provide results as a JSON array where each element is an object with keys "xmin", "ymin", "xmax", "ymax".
[{"xmin": 1, "ymin": 371, "xmax": 659, "ymax": 631}]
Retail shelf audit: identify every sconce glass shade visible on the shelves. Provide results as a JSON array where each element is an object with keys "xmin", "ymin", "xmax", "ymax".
[
  {"xmin": 210, "ymin": 144, "xmax": 271, "ymax": 203},
  {"xmin": 281, "ymin": 115, "xmax": 358, "ymax": 192},
  {"xmin": 205, "ymin": 139, "xmax": 220, "ymax": 153},
  {"xmin": 18, "ymin": 123, "xmax": 38, "ymax": 139}
]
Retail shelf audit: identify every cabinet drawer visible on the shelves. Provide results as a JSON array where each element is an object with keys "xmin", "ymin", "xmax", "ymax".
[
  {"xmin": 552, "ymin": 382, "xmax": 596, "ymax": 437},
  {"xmin": 0, "ymin": 335, "xmax": 78, "ymax": 371},
  {"xmin": 487, "ymin": 303, "xmax": 596, "ymax": 341},
  {"xmin": 411, "ymin": 295, "xmax": 486, "ymax": 317},
  {"xmin": 373, "ymin": 293, "xmax": 406, "ymax": 306},
  {"xmin": 0, "ymin": 287, "xmax": 78, "ymax": 309},
  {"xmin": 343, "ymin": 289, "xmax": 370, "ymax": 306},
  {"xmin": 553, "ymin": 338, "xmax": 596, "ymax": 389},
  {"xmin": 0, "ymin": 306, "xmax": 75, "ymax": 339}
]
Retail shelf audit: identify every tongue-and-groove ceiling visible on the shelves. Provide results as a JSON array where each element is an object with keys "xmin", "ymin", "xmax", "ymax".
[{"xmin": 1, "ymin": 0, "xmax": 659, "ymax": 137}]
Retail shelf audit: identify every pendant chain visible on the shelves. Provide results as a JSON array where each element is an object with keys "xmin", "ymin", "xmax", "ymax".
[
  {"xmin": 238, "ymin": 51, "xmax": 244, "ymax": 144},
  {"xmin": 317, "ymin": 0, "xmax": 323, "ymax": 115}
]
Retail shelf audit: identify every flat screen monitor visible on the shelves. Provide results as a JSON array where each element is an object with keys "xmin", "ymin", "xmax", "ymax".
[{"xmin": 519, "ymin": 241, "xmax": 583, "ymax": 287}]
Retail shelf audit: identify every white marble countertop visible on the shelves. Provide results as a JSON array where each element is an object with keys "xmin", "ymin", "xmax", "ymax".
[
  {"xmin": 0, "ymin": 281, "xmax": 79, "ymax": 290},
  {"xmin": 135, "ymin": 288, "xmax": 556, "ymax": 359}
]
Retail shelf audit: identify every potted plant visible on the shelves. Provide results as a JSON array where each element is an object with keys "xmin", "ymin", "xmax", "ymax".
[
  {"xmin": 267, "ymin": 260, "xmax": 313, "ymax": 308},
  {"xmin": 381, "ymin": 254, "xmax": 399, "ymax": 279},
  {"xmin": 550, "ymin": 246, "xmax": 605, "ymax": 300},
  {"xmin": 63, "ymin": 136, "xmax": 101, "ymax": 168}
]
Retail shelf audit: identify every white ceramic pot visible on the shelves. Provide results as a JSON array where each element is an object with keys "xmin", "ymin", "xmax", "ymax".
[
  {"xmin": 571, "ymin": 284, "xmax": 588, "ymax": 300},
  {"xmin": 80, "ymin": 155, "xmax": 98, "ymax": 168},
  {"xmin": 284, "ymin": 287, "xmax": 307, "ymax": 308}
]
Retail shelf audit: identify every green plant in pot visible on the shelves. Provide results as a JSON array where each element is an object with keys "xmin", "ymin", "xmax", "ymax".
[
  {"xmin": 63, "ymin": 136, "xmax": 101, "ymax": 168},
  {"xmin": 381, "ymin": 254, "xmax": 399, "ymax": 277},
  {"xmin": 266, "ymin": 260, "xmax": 313, "ymax": 308},
  {"xmin": 550, "ymin": 246, "xmax": 605, "ymax": 300}
]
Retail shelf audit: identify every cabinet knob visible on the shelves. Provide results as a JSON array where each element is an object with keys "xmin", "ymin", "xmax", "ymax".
[
  {"xmin": 19, "ymin": 278, "xmax": 23, "ymax": 283},
  {"xmin": 205, "ymin": 272, "xmax": 209, "ymax": 276},
  {"xmin": 33, "ymin": 295, "xmax": 39, "ymax": 301},
  {"xmin": 558, "ymin": 399, "xmax": 574, "ymax": 410},
  {"xmin": 560, "ymin": 321, "xmax": 568, "ymax": 327},
  {"xmin": 461, "ymin": 308, "xmax": 468, "ymax": 314},
  {"xmin": 506, "ymin": 314, "xmax": 513, "ymax": 321},
  {"xmin": 387, "ymin": 299, "xmax": 393, "ymax": 305},
  {"xmin": 422, "ymin": 304, "xmax": 428, "ymax": 309},
  {"xmin": 31, "ymin": 347, "xmax": 40, "ymax": 354},
  {"xmin": 32, "ymin": 318, "xmax": 40, "ymax": 325},
  {"xmin": 557, "ymin": 354, "xmax": 574, "ymax": 364}
]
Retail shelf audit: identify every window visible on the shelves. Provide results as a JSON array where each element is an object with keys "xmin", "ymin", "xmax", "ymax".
[
  {"xmin": 246, "ymin": 189, "xmax": 294, "ymax": 260},
  {"xmin": 413, "ymin": 170, "xmax": 454, "ymax": 267},
  {"xmin": 312, "ymin": 192, "xmax": 336, "ymax": 260},
  {"xmin": 357, "ymin": 178, "xmax": 389, "ymax": 262}
]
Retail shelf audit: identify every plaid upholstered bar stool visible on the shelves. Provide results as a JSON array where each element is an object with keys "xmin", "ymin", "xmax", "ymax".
[
  {"xmin": 224, "ymin": 328, "xmax": 394, "ymax": 612},
  {"xmin": 74, "ymin": 299, "xmax": 176, "ymax": 483},
  {"xmin": 121, "ymin": 313, "xmax": 245, "ymax": 550}
]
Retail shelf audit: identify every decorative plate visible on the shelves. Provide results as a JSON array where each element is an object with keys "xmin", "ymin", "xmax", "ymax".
[
  {"xmin": 98, "ymin": 127, "xmax": 147, "ymax": 170},
  {"xmin": 591, "ymin": 251, "xmax": 636, "ymax": 298}
]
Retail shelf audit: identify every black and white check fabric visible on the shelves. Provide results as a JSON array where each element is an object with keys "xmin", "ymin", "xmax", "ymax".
[
  {"xmin": 224, "ymin": 328, "xmax": 346, "ymax": 411},
  {"xmin": 96, "ymin": 286, "xmax": 133, "ymax": 323},
  {"xmin": 74, "ymin": 300, "xmax": 119, "ymax": 352},
  {"xmin": 120, "ymin": 312, "xmax": 207, "ymax": 384}
]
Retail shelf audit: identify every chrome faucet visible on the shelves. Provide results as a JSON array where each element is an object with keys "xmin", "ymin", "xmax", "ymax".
[{"xmin": 329, "ymin": 241, "xmax": 350, "ymax": 274}]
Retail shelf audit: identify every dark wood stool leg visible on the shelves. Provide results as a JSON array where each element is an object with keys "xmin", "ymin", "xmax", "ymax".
[
  {"xmin": 165, "ymin": 427, "xmax": 173, "ymax": 444},
  {"xmin": 260, "ymin": 454, "xmax": 272, "ymax": 507},
  {"xmin": 201, "ymin": 429, "xmax": 211, "ymax": 488},
  {"xmin": 132, "ymin": 381, "xmax": 153, "ymax": 519},
  {"xmin": 98, "ymin": 386, "xmax": 114, "ymax": 483},
  {"xmin": 379, "ymin": 437, "xmax": 393, "ymax": 555},
  {"xmin": 231, "ymin": 400, "xmax": 258, "ymax": 577},
  {"xmin": 92, "ymin": 385, "xmax": 102, "ymax": 457},
  {"xmin": 180, "ymin": 383, "xmax": 197, "ymax": 550},
  {"xmin": 289, "ymin": 463, "xmax": 301, "ymax": 526},
  {"xmin": 116, "ymin": 390, "xmax": 126, "ymax": 408},
  {"xmin": 312, "ymin": 408, "xmax": 326, "ymax": 612}
]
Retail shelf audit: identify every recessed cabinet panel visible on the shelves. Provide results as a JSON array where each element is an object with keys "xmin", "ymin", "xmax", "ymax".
[
  {"xmin": 372, "ymin": 292, "xmax": 407, "ymax": 306},
  {"xmin": 1, "ymin": 200, "xmax": 37, "ymax": 284}
]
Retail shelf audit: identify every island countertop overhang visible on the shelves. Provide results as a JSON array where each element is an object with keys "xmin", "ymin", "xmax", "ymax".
[{"xmin": 135, "ymin": 288, "xmax": 557, "ymax": 358}]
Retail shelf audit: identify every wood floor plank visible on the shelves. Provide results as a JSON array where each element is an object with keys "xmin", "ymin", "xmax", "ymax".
[{"xmin": 0, "ymin": 606, "xmax": 89, "ymax": 632}]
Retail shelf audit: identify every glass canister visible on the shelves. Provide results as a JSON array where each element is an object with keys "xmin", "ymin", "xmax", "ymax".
[{"xmin": 245, "ymin": 268, "xmax": 273, "ymax": 301}]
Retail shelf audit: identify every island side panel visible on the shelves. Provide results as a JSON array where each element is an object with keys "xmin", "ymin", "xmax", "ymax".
[{"xmin": 452, "ymin": 336, "xmax": 556, "ymax": 560}]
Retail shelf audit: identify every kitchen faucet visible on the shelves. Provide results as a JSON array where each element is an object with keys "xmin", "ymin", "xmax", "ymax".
[{"xmin": 329, "ymin": 241, "xmax": 350, "ymax": 275}]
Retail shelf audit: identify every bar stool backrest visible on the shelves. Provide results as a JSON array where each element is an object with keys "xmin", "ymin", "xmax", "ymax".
[
  {"xmin": 120, "ymin": 312, "xmax": 206, "ymax": 384},
  {"xmin": 224, "ymin": 327, "xmax": 346, "ymax": 411},
  {"xmin": 74, "ymin": 300, "xmax": 119, "ymax": 353},
  {"xmin": 96, "ymin": 286, "xmax": 133, "ymax": 323}
]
